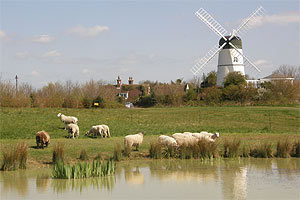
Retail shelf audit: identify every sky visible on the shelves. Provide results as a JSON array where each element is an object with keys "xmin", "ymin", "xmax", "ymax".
[{"xmin": 0, "ymin": 0, "xmax": 299, "ymax": 88}]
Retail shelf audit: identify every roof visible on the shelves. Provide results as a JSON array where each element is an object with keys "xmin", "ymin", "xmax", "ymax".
[{"xmin": 262, "ymin": 73, "xmax": 294, "ymax": 79}]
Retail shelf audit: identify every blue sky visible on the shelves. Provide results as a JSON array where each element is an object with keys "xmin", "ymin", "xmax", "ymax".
[{"xmin": 0, "ymin": 0, "xmax": 299, "ymax": 88}]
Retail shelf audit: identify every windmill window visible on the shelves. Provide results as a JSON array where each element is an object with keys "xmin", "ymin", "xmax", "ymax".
[{"xmin": 234, "ymin": 57, "xmax": 238, "ymax": 62}]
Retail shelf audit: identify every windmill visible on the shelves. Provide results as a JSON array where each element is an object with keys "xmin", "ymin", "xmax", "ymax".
[{"xmin": 191, "ymin": 6, "xmax": 265, "ymax": 86}]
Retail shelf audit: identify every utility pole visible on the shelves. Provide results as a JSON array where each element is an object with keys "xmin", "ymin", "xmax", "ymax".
[{"xmin": 15, "ymin": 75, "xmax": 18, "ymax": 96}]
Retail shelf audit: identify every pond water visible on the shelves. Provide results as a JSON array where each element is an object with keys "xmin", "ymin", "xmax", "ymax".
[{"xmin": 1, "ymin": 158, "xmax": 300, "ymax": 200}]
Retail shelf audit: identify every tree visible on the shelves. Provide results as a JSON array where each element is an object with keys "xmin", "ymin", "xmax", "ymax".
[
  {"xmin": 223, "ymin": 72, "xmax": 246, "ymax": 88},
  {"xmin": 201, "ymin": 71, "xmax": 217, "ymax": 88},
  {"xmin": 272, "ymin": 65, "xmax": 300, "ymax": 80}
]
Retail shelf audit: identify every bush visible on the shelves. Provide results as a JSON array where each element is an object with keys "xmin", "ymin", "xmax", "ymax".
[
  {"xmin": 250, "ymin": 143, "xmax": 273, "ymax": 158},
  {"xmin": 113, "ymin": 144, "xmax": 122, "ymax": 161},
  {"xmin": 276, "ymin": 139, "xmax": 293, "ymax": 158},
  {"xmin": 149, "ymin": 142, "xmax": 162, "ymax": 159},
  {"xmin": 291, "ymin": 140, "xmax": 300, "ymax": 158},
  {"xmin": 79, "ymin": 149, "xmax": 88, "ymax": 161},
  {"xmin": 223, "ymin": 139, "xmax": 241, "ymax": 158},
  {"xmin": 53, "ymin": 143, "xmax": 65, "ymax": 164},
  {"xmin": 1, "ymin": 142, "xmax": 28, "ymax": 171}
]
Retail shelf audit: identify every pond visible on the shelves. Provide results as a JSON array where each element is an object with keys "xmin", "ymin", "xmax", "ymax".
[{"xmin": 1, "ymin": 158, "xmax": 300, "ymax": 200}]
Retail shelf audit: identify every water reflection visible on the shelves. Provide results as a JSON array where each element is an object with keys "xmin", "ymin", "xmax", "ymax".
[{"xmin": 1, "ymin": 158, "xmax": 300, "ymax": 199}]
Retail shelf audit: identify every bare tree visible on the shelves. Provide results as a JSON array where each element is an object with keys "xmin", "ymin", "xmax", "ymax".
[{"xmin": 273, "ymin": 65, "xmax": 300, "ymax": 80}]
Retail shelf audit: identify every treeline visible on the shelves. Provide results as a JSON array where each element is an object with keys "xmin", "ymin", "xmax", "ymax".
[{"xmin": 1, "ymin": 66, "xmax": 299, "ymax": 108}]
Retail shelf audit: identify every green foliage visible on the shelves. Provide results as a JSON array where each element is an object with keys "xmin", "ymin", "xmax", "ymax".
[
  {"xmin": 135, "ymin": 93, "xmax": 157, "ymax": 107},
  {"xmin": 92, "ymin": 96, "xmax": 105, "ymax": 108},
  {"xmin": 201, "ymin": 86, "xmax": 222, "ymax": 105},
  {"xmin": 201, "ymin": 71, "xmax": 217, "ymax": 88},
  {"xmin": 51, "ymin": 159, "xmax": 115, "ymax": 179},
  {"xmin": 223, "ymin": 72, "xmax": 246, "ymax": 88}
]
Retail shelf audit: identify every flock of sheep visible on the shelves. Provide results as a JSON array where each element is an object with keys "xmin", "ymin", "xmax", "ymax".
[{"xmin": 35, "ymin": 113, "xmax": 220, "ymax": 151}]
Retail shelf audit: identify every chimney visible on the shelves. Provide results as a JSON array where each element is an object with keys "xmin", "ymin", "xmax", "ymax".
[
  {"xmin": 117, "ymin": 76, "xmax": 121, "ymax": 89},
  {"xmin": 128, "ymin": 76, "xmax": 134, "ymax": 85}
]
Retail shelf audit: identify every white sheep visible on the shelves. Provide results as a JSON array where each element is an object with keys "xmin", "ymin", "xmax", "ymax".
[
  {"xmin": 100, "ymin": 124, "xmax": 110, "ymax": 138},
  {"xmin": 172, "ymin": 133, "xmax": 196, "ymax": 146},
  {"xmin": 124, "ymin": 132, "xmax": 144, "ymax": 151},
  {"xmin": 85, "ymin": 125, "xmax": 104, "ymax": 138},
  {"xmin": 191, "ymin": 132, "xmax": 220, "ymax": 142},
  {"xmin": 57, "ymin": 113, "xmax": 78, "ymax": 130},
  {"xmin": 158, "ymin": 135, "xmax": 178, "ymax": 148},
  {"xmin": 67, "ymin": 123, "xmax": 79, "ymax": 139}
]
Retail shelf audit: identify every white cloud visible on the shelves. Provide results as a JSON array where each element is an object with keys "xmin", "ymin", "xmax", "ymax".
[
  {"xmin": 32, "ymin": 35, "xmax": 55, "ymax": 43},
  {"xmin": 253, "ymin": 59, "xmax": 275, "ymax": 74},
  {"xmin": 244, "ymin": 12, "xmax": 300, "ymax": 28},
  {"xmin": 42, "ymin": 50, "xmax": 61, "ymax": 58},
  {"xmin": 82, "ymin": 68, "xmax": 92, "ymax": 74},
  {"xmin": 16, "ymin": 51, "xmax": 30, "ymax": 59},
  {"xmin": 68, "ymin": 25, "xmax": 109, "ymax": 37},
  {"xmin": 0, "ymin": 30, "xmax": 6, "ymax": 38},
  {"xmin": 31, "ymin": 70, "xmax": 40, "ymax": 76}
]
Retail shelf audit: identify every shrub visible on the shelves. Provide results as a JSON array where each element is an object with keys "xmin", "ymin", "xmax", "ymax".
[
  {"xmin": 291, "ymin": 140, "xmax": 300, "ymax": 158},
  {"xmin": 250, "ymin": 142, "xmax": 273, "ymax": 158},
  {"xmin": 113, "ymin": 144, "xmax": 122, "ymax": 161},
  {"xmin": 276, "ymin": 139, "xmax": 293, "ymax": 158},
  {"xmin": 79, "ymin": 149, "xmax": 88, "ymax": 161},
  {"xmin": 53, "ymin": 143, "xmax": 65, "ymax": 164},
  {"xmin": 223, "ymin": 139, "xmax": 241, "ymax": 158},
  {"xmin": 1, "ymin": 142, "xmax": 28, "ymax": 171},
  {"xmin": 149, "ymin": 142, "xmax": 162, "ymax": 159}
]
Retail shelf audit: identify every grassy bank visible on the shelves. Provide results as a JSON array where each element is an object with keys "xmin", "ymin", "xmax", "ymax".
[{"xmin": 1, "ymin": 106, "xmax": 299, "ymax": 139}]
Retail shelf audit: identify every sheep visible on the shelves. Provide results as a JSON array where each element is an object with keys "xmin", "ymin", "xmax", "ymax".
[
  {"xmin": 67, "ymin": 123, "xmax": 79, "ymax": 139},
  {"xmin": 191, "ymin": 132, "xmax": 220, "ymax": 142},
  {"xmin": 158, "ymin": 135, "xmax": 178, "ymax": 148},
  {"xmin": 124, "ymin": 132, "xmax": 144, "ymax": 151},
  {"xmin": 57, "ymin": 113, "xmax": 78, "ymax": 130},
  {"xmin": 172, "ymin": 133, "xmax": 197, "ymax": 146},
  {"xmin": 101, "ymin": 124, "xmax": 110, "ymax": 138},
  {"xmin": 36, "ymin": 130, "xmax": 50, "ymax": 149},
  {"xmin": 85, "ymin": 125, "xmax": 105, "ymax": 138}
]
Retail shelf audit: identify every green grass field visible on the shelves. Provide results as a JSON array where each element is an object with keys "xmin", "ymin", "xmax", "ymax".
[
  {"xmin": 1, "ymin": 106, "xmax": 299, "ymax": 139},
  {"xmin": 0, "ymin": 106, "xmax": 299, "ymax": 168}
]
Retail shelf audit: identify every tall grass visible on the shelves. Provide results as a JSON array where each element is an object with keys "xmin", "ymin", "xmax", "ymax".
[
  {"xmin": 276, "ymin": 139, "xmax": 293, "ymax": 158},
  {"xmin": 113, "ymin": 143, "xmax": 122, "ymax": 161},
  {"xmin": 223, "ymin": 139, "xmax": 241, "ymax": 158},
  {"xmin": 149, "ymin": 142, "xmax": 162, "ymax": 159},
  {"xmin": 123, "ymin": 145, "xmax": 132, "ymax": 157},
  {"xmin": 250, "ymin": 142, "xmax": 273, "ymax": 158},
  {"xmin": 79, "ymin": 149, "xmax": 88, "ymax": 161},
  {"xmin": 52, "ymin": 143, "xmax": 65, "ymax": 164},
  {"xmin": 292, "ymin": 140, "xmax": 300, "ymax": 158},
  {"xmin": 1, "ymin": 142, "xmax": 28, "ymax": 171},
  {"xmin": 52, "ymin": 159, "xmax": 115, "ymax": 179}
]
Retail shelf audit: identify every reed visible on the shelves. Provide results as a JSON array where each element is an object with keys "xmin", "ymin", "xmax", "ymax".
[
  {"xmin": 52, "ymin": 143, "xmax": 65, "ymax": 164},
  {"xmin": 162, "ymin": 146, "xmax": 177, "ymax": 158},
  {"xmin": 276, "ymin": 139, "xmax": 293, "ymax": 158},
  {"xmin": 123, "ymin": 144, "xmax": 132, "ymax": 157},
  {"xmin": 1, "ymin": 142, "xmax": 28, "ymax": 171},
  {"xmin": 241, "ymin": 145, "xmax": 250, "ymax": 158},
  {"xmin": 250, "ymin": 142, "xmax": 273, "ymax": 158},
  {"xmin": 196, "ymin": 139, "xmax": 218, "ymax": 159},
  {"xmin": 16, "ymin": 142, "xmax": 28, "ymax": 169},
  {"xmin": 79, "ymin": 149, "xmax": 88, "ymax": 161},
  {"xmin": 113, "ymin": 144, "xmax": 122, "ymax": 161},
  {"xmin": 149, "ymin": 142, "xmax": 162, "ymax": 159},
  {"xmin": 223, "ymin": 139, "xmax": 241, "ymax": 158},
  {"xmin": 178, "ymin": 144, "xmax": 193, "ymax": 159},
  {"xmin": 291, "ymin": 140, "xmax": 300, "ymax": 158},
  {"xmin": 52, "ymin": 159, "xmax": 115, "ymax": 179}
]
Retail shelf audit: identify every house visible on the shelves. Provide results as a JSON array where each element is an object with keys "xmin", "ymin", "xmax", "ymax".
[
  {"xmin": 115, "ymin": 76, "xmax": 150, "ymax": 102},
  {"xmin": 246, "ymin": 73, "xmax": 294, "ymax": 88}
]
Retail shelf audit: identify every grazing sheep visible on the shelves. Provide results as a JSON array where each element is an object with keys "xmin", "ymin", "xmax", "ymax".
[
  {"xmin": 124, "ymin": 132, "xmax": 144, "ymax": 151},
  {"xmin": 57, "ymin": 113, "xmax": 78, "ymax": 130},
  {"xmin": 100, "ymin": 124, "xmax": 110, "ymax": 138},
  {"xmin": 190, "ymin": 132, "xmax": 220, "ymax": 142},
  {"xmin": 67, "ymin": 123, "xmax": 79, "ymax": 139},
  {"xmin": 158, "ymin": 135, "xmax": 178, "ymax": 148},
  {"xmin": 85, "ymin": 125, "xmax": 105, "ymax": 138},
  {"xmin": 36, "ymin": 130, "xmax": 50, "ymax": 149},
  {"xmin": 172, "ymin": 133, "xmax": 196, "ymax": 146}
]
